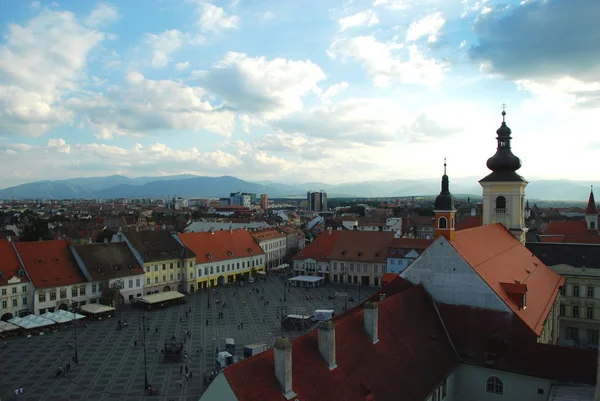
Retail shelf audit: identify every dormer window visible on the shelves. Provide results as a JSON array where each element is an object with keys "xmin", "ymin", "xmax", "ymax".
[{"xmin": 206, "ymin": 253, "xmax": 213, "ymax": 259}]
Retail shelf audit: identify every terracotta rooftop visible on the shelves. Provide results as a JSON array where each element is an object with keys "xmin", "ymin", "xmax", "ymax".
[
  {"xmin": 178, "ymin": 230, "xmax": 265, "ymax": 264},
  {"xmin": 451, "ymin": 223, "xmax": 565, "ymax": 336},
  {"xmin": 122, "ymin": 230, "xmax": 195, "ymax": 262},
  {"xmin": 14, "ymin": 239, "xmax": 86, "ymax": 288},
  {"xmin": 251, "ymin": 228, "xmax": 286, "ymax": 241},
  {"xmin": 292, "ymin": 230, "xmax": 342, "ymax": 263},
  {"xmin": 0, "ymin": 239, "xmax": 28, "ymax": 286},
  {"xmin": 545, "ymin": 220, "xmax": 588, "ymax": 235},
  {"xmin": 73, "ymin": 242, "xmax": 145, "ymax": 281},
  {"xmin": 223, "ymin": 284, "xmax": 459, "ymax": 401},
  {"xmin": 329, "ymin": 231, "xmax": 394, "ymax": 263},
  {"xmin": 456, "ymin": 215, "xmax": 483, "ymax": 231}
]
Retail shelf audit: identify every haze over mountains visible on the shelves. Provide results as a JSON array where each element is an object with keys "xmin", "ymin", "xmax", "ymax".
[{"xmin": 0, "ymin": 175, "xmax": 596, "ymax": 202}]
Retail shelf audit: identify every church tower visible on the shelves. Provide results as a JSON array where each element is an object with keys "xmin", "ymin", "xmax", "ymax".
[
  {"xmin": 434, "ymin": 159, "xmax": 456, "ymax": 241},
  {"xmin": 479, "ymin": 110, "xmax": 528, "ymax": 244},
  {"xmin": 585, "ymin": 186, "xmax": 598, "ymax": 231}
]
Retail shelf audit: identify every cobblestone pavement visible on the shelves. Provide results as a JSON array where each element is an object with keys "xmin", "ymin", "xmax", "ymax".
[{"xmin": 0, "ymin": 278, "xmax": 375, "ymax": 401}]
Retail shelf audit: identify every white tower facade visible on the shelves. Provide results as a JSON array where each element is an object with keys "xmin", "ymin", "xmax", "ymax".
[{"xmin": 479, "ymin": 111, "xmax": 528, "ymax": 244}]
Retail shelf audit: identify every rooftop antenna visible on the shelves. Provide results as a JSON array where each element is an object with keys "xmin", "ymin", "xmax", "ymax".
[{"xmin": 501, "ymin": 103, "xmax": 507, "ymax": 122}]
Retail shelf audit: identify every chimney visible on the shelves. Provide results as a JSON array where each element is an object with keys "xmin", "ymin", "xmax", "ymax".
[
  {"xmin": 274, "ymin": 337, "xmax": 296, "ymax": 399},
  {"xmin": 364, "ymin": 302, "xmax": 379, "ymax": 344},
  {"xmin": 318, "ymin": 321, "xmax": 337, "ymax": 370}
]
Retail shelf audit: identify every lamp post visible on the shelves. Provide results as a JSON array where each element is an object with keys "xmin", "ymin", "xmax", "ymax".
[
  {"xmin": 71, "ymin": 302, "xmax": 79, "ymax": 364},
  {"xmin": 344, "ymin": 270, "xmax": 348, "ymax": 311},
  {"xmin": 207, "ymin": 286, "xmax": 211, "ymax": 309},
  {"xmin": 142, "ymin": 316, "xmax": 149, "ymax": 389},
  {"xmin": 283, "ymin": 280, "xmax": 287, "ymax": 302}
]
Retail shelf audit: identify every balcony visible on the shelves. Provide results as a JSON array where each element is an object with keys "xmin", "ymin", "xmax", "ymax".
[{"xmin": 495, "ymin": 208, "xmax": 506, "ymax": 214}]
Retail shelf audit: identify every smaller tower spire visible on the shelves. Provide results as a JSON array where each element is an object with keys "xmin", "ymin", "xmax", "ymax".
[
  {"xmin": 434, "ymin": 159, "xmax": 456, "ymax": 241},
  {"xmin": 586, "ymin": 185, "xmax": 598, "ymax": 215}
]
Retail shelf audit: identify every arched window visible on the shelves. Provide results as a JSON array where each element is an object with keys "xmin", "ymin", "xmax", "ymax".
[
  {"xmin": 496, "ymin": 196, "xmax": 506, "ymax": 213},
  {"xmin": 438, "ymin": 216, "xmax": 448, "ymax": 229},
  {"xmin": 486, "ymin": 376, "xmax": 503, "ymax": 394}
]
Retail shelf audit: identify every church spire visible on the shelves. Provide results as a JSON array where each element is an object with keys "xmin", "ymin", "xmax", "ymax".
[
  {"xmin": 434, "ymin": 159, "xmax": 456, "ymax": 241},
  {"xmin": 586, "ymin": 186, "xmax": 598, "ymax": 215},
  {"xmin": 435, "ymin": 158, "xmax": 454, "ymax": 210},
  {"xmin": 480, "ymin": 109, "xmax": 525, "ymax": 183}
]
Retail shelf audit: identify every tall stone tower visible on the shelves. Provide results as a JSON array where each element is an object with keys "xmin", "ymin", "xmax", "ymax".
[{"xmin": 479, "ymin": 111, "xmax": 528, "ymax": 244}]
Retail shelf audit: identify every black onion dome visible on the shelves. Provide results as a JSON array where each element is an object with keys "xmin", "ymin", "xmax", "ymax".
[
  {"xmin": 480, "ymin": 111, "xmax": 525, "ymax": 182},
  {"xmin": 434, "ymin": 173, "xmax": 455, "ymax": 210}
]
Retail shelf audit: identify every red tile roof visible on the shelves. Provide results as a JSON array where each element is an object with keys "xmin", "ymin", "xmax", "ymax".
[
  {"xmin": 251, "ymin": 228, "xmax": 286, "ymax": 242},
  {"xmin": 329, "ymin": 231, "xmax": 394, "ymax": 263},
  {"xmin": 438, "ymin": 304, "xmax": 597, "ymax": 385},
  {"xmin": 456, "ymin": 215, "xmax": 483, "ymax": 231},
  {"xmin": 223, "ymin": 285, "xmax": 459, "ymax": 401},
  {"xmin": 451, "ymin": 224, "xmax": 565, "ymax": 336},
  {"xmin": 0, "ymin": 239, "xmax": 28, "ymax": 286},
  {"xmin": 545, "ymin": 220, "xmax": 588, "ymax": 235},
  {"xmin": 178, "ymin": 230, "xmax": 265, "ymax": 264},
  {"xmin": 14, "ymin": 239, "xmax": 86, "ymax": 288},
  {"xmin": 586, "ymin": 189, "xmax": 598, "ymax": 215},
  {"xmin": 292, "ymin": 230, "xmax": 342, "ymax": 262}
]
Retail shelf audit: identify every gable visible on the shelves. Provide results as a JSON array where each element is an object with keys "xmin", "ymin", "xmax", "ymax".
[{"xmin": 401, "ymin": 237, "xmax": 510, "ymax": 312}]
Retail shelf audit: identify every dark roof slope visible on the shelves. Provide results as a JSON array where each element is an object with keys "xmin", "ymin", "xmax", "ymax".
[
  {"xmin": 328, "ymin": 231, "xmax": 394, "ymax": 263},
  {"xmin": 223, "ymin": 285, "xmax": 458, "ymax": 401},
  {"xmin": 73, "ymin": 242, "xmax": 144, "ymax": 280},
  {"xmin": 438, "ymin": 304, "xmax": 597, "ymax": 385},
  {"xmin": 527, "ymin": 242, "xmax": 600, "ymax": 268},
  {"xmin": 123, "ymin": 230, "xmax": 195, "ymax": 262}
]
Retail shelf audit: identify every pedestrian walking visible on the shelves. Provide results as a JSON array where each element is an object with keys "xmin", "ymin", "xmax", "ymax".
[
  {"xmin": 66, "ymin": 363, "xmax": 71, "ymax": 372},
  {"xmin": 134, "ymin": 340, "xmax": 137, "ymax": 347},
  {"xmin": 19, "ymin": 387, "xmax": 23, "ymax": 394},
  {"xmin": 180, "ymin": 365, "xmax": 183, "ymax": 374},
  {"xmin": 185, "ymin": 365, "xmax": 189, "ymax": 374}
]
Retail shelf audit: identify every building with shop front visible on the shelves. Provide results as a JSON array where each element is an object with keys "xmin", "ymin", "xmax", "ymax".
[
  {"xmin": 72, "ymin": 242, "xmax": 145, "ymax": 305},
  {"xmin": 0, "ymin": 239, "xmax": 33, "ymax": 320},
  {"xmin": 527, "ymin": 242, "xmax": 600, "ymax": 348},
  {"xmin": 114, "ymin": 230, "xmax": 196, "ymax": 294},
  {"xmin": 292, "ymin": 229, "xmax": 341, "ymax": 278},
  {"xmin": 328, "ymin": 231, "xmax": 393, "ymax": 287},
  {"xmin": 178, "ymin": 229, "xmax": 265, "ymax": 288},
  {"xmin": 14, "ymin": 239, "xmax": 96, "ymax": 314},
  {"xmin": 251, "ymin": 228, "xmax": 287, "ymax": 271}
]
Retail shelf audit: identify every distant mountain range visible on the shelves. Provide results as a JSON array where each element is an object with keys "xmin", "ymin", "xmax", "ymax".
[{"xmin": 0, "ymin": 174, "xmax": 596, "ymax": 202}]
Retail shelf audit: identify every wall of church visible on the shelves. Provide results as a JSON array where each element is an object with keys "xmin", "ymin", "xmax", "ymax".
[
  {"xmin": 480, "ymin": 182, "xmax": 527, "ymax": 230},
  {"xmin": 454, "ymin": 363, "xmax": 551, "ymax": 401},
  {"xmin": 401, "ymin": 237, "xmax": 510, "ymax": 312}
]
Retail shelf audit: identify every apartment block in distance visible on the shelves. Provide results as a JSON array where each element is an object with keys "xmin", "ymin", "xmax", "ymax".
[{"xmin": 307, "ymin": 190, "xmax": 328, "ymax": 212}]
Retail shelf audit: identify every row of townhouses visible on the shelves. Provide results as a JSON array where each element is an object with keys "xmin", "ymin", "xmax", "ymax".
[{"xmin": 0, "ymin": 225, "xmax": 304, "ymax": 321}]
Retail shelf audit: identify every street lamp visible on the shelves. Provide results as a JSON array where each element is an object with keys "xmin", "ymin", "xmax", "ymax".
[
  {"xmin": 71, "ymin": 302, "xmax": 79, "ymax": 364},
  {"xmin": 207, "ymin": 287, "xmax": 211, "ymax": 309},
  {"xmin": 283, "ymin": 280, "xmax": 287, "ymax": 302},
  {"xmin": 142, "ymin": 316, "xmax": 149, "ymax": 389},
  {"xmin": 344, "ymin": 271, "xmax": 348, "ymax": 311}
]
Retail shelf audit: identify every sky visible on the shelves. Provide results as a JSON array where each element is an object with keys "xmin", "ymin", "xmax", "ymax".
[{"xmin": 0, "ymin": 0, "xmax": 598, "ymax": 188}]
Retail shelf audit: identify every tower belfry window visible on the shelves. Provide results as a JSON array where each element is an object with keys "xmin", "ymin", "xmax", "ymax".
[
  {"xmin": 496, "ymin": 196, "xmax": 506, "ymax": 214},
  {"xmin": 438, "ymin": 216, "xmax": 448, "ymax": 229}
]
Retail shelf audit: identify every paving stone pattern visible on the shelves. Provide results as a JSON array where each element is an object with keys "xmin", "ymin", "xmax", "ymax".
[{"xmin": 0, "ymin": 279, "xmax": 374, "ymax": 400}]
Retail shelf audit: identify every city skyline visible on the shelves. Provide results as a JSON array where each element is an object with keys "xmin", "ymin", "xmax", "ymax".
[{"xmin": 0, "ymin": 0, "xmax": 598, "ymax": 188}]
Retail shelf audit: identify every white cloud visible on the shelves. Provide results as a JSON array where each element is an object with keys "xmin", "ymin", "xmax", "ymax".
[
  {"xmin": 405, "ymin": 12, "xmax": 445, "ymax": 43},
  {"xmin": 373, "ymin": 0, "xmax": 410, "ymax": 10},
  {"xmin": 321, "ymin": 82, "xmax": 349, "ymax": 103},
  {"xmin": 68, "ymin": 72, "xmax": 236, "ymax": 139},
  {"xmin": 145, "ymin": 30, "xmax": 186, "ymax": 68},
  {"xmin": 0, "ymin": 10, "xmax": 104, "ymax": 136},
  {"xmin": 175, "ymin": 61, "xmax": 191, "ymax": 71},
  {"xmin": 47, "ymin": 137, "xmax": 71, "ymax": 153},
  {"xmin": 328, "ymin": 36, "xmax": 445, "ymax": 87},
  {"xmin": 196, "ymin": 2, "xmax": 239, "ymax": 33},
  {"xmin": 193, "ymin": 52, "xmax": 326, "ymax": 117},
  {"xmin": 338, "ymin": 10, "xmax": 379, "ymax": 31},
  {"xmin": 84, "ymin": 3, "xmax": 120, "ymax": 28}
]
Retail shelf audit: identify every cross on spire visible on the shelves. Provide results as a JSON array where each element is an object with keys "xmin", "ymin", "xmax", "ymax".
[
  {"xmin": 501, "ymin": 103, "xmax": 507, "ymax": 122},
  {"xmin": 444, "ymin": 157, "xmax": 447, "ymax": 175}
]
